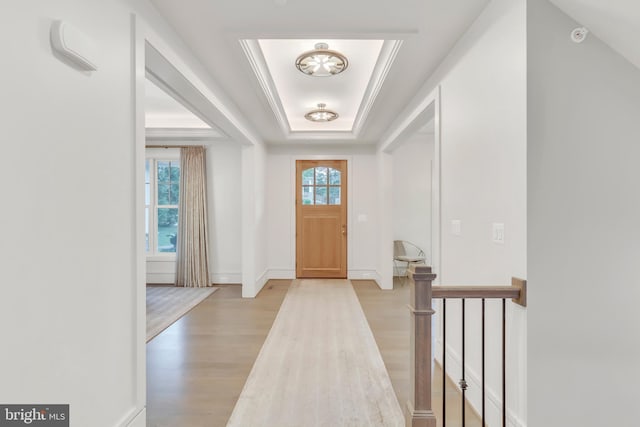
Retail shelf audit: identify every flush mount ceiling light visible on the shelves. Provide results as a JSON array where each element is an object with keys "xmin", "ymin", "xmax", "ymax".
[
  {"xmin": 295, "ymin": 43, "xmax": 348, "ymax": 77},
  {"xmin": 305, "ymin": 103, "xmax": 339, "ymax": 122}
]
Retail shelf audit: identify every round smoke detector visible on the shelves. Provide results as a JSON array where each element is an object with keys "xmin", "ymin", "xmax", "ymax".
[{"xmin": 571, "ymin": 27, "xmax": 589, "ymax": 43}]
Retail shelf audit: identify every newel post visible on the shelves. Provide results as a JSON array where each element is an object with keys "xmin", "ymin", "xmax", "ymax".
[{"xmin": 407, "ymin": 264, "xmax": 437, "ymax": 427}]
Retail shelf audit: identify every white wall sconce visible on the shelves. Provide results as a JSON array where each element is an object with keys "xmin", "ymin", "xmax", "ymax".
[{"xmin": 50, "ymin": 20, "xmax": 98, "ymax": 71}]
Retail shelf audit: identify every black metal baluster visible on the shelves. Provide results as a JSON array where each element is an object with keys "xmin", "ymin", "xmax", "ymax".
[
  {"xmin": 502, "ymin": 298, "xmax": 506, "ymax": 427},
  {"xmin": 482, "ymin": 298, "xmax": 486, "ymax": 427},
  {"xmin": 459, "ymin": 299, "xmax": 467, "ymax": 427},
  {"xmin": 442, "ymin": 299, "xmax": 446, "ymax": 426}
]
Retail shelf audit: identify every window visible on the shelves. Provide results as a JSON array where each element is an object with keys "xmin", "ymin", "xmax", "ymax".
[
  {"xmin": 145, "ymin": 155, "xmax": 180, "ymax": 255},
  {"xmin": 302, "ymin": 167, "xmax": 341, "ymax": 205}
]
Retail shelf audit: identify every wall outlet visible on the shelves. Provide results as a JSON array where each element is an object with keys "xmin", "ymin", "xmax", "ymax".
[
  {"xmin": 451, "ymin": 220, "xmax": 461, "ymax": 236},
  {"xmin": 493, "ymin": 223, "xmax": 505, "ymax": 244}
]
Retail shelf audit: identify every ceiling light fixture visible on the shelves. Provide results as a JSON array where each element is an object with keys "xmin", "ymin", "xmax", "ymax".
[
  {"xmin": 295, "ymin": 43, "xmax": 348, "ymax": 77},
  {"xmin": 305, "ymin": 103, "xmax": 339, "ymax": 122}
]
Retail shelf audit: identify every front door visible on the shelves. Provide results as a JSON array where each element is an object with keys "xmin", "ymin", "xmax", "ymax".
[{"xmin": 296, "ymin": 160, "xmax": 347, "ymax": 278}]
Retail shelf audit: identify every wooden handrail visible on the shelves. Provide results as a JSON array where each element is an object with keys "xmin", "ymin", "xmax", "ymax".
[
  {"xmin": 411, "ymin": 273, "xmax": 527, "ymax": 307},
  {"xmin": 433, "ymin": 286, "xmax": 519, "ymax": 298}
]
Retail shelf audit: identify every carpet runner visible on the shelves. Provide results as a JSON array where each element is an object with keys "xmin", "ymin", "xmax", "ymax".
[{"xmin": 227, "ymin": 279, "xmax": 404, "ymax": 427}]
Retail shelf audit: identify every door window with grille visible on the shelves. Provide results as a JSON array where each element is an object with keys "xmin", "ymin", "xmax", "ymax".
[{"xmin": 301, "ymin": 166, "xmax": 342, "ymax": 206}]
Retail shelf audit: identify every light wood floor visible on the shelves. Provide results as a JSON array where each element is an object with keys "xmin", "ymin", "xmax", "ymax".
[
  {"xmin": 147, "ymin": 279, "xmax": 482, "ymax": 427},
  {"xmin": 147, "ymin": 281, "xmax": 290, "ymax": 427},
  {"xmin": 227, "ymin": 279, "xmax": 404, "ymax": 427},
  {"xmin": 353, "ymin": 280, "xmax": 483, "ymax": 427}
]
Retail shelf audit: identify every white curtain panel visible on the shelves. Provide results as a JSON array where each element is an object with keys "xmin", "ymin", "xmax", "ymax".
[{"xmin": 176, "ymin": 146, "xmax": 211, "ymax": 287}]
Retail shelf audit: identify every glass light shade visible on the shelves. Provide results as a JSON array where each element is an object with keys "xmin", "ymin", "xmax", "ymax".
[
  {"xmin": 305, "ymin": 103, "xmax": 339, "ymax": 122},
  {"xmin": 295, "ymin": 43, "xmax": 348, "ymax": 77}
]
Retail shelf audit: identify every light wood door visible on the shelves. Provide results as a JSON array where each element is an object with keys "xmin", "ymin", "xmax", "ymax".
[{"xmin": 296, "ymin": 160, "xmax": 347, "ymax": 278}]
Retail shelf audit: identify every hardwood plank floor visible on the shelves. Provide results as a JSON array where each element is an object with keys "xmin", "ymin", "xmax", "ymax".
[
  {"xmin": 353, "ymin": 279, "xmax": 483, "ymax": 427},
  {"xmin": 146, "ymin": 281, "xmax": 289, "ymax": 427},
  {"xmin": 147, "ymin": 279, "xmax": 482, "ymax": 427}
]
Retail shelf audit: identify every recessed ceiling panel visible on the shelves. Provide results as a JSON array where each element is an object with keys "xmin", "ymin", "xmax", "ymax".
[
  {"xmin": 256, "ymin": 39, "xmax": 385, "ymax": 133},
  {"xmin": 240, "ymin": 39, "xmax": 402, "ymax": 139}
]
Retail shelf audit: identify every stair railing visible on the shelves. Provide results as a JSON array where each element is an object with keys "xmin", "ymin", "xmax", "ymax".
[{"xmin": 406, "ymin": 264, "xmax": 526, "ymax": 427}]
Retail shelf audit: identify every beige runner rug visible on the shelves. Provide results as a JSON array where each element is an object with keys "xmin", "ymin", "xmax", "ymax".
[
  {"xmin": 146, "ymin": 286, "xmax": 218, "ymax": 342},
  {"xmin": 227, "ymin": 279, "xmax": 404, "ymax": 427}
]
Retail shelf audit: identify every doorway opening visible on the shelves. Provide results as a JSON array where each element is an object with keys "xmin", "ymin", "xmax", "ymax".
[{"xmin": 390, "ymin": 119, "xmax": 435, "ymax": 280}]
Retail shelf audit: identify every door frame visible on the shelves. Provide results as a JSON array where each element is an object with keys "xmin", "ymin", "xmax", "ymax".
[
  {"xmin": 378, "ymin": 85, "xmax": 441, "ymax": 288},
  {"xmin": 289, "ymin": 155, "xmax": 354, "ymax": 279},
  {"xmin": 295, "ymin": 159, "xmax": 348, "ymax": 278}
]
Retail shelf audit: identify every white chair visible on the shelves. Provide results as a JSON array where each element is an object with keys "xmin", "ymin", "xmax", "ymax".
[{"xmin": 393, "ymin": 240, "xmax": 426, "ymax": 283}]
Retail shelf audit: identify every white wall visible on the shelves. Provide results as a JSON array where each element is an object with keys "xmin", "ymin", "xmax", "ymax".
[
  {"xmin": 350, "ymin": 155, "xmax": 379, "ymax": 278},
  {"xmin": 254, "ymin": 141, "xmax": 269, "ymax": 292},
  {"xmin": 392, "ymin": 132, "xmax": 434, "ymax": 273},
  {"xmin": 242, "ymin": 141, "xmax": 269, "ymax": 297},
  {"xmin": 206, "ymin": 140, "xmax": 242, "ymax": 283},
  {"xmin": 266, "ymin": 152, "xmax": 294, "ymax": 277},
  {"xmin": 436, "ymin": 1, "xmax": 528, "ymax": 425},
  {"xmin": 377, "ymin": 150, "xmax": 394, "ymax": 289},
  {"xmin": 381, "ymin": 0, "xmax": 528, "ymax": 424},
  {"xmin": 0, "ymin": 1, "xmax": 138, "ymax": 425},
  {"xmin": 527, "ymin": 1, "xmax": 640, "ymax": 426},
  {"xmin": 0, "ymin": 0, "xmax": 256, "ymax": 425},
  {"xmin": 266, "ymin": 146, "xmax": 379, "ymax": 282}
]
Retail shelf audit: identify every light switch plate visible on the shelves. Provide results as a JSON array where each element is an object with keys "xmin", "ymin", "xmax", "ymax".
[{"xmin": 493, "ymin": 223, "xmax": 505, "ymax": 244}]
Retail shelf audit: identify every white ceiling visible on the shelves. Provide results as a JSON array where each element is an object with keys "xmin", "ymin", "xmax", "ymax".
[
  {"xmin": 147, "ymin": 0, "xmax": 640, "ymax": 143},
  {"xmin": 550, "ymin": 0, "xmax": 640, "ymax": 71},
  {"xmin": 146, "ymin": 0, "xmax": 640, "ymax": 145},
  {"xmin": 149, "ymin": 0, "xmax": 490, "ymax": 145}
]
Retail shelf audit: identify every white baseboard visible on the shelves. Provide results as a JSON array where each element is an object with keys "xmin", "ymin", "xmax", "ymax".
[
  {"xmin": 264, "ymin": 269, "xmax": 379, "ymax": 282},
  {"xmin": 255, "ymin": 269, "xmax": 269, "ymax": 294},
  {"xmin": 125, "ymin": 407, "xmax": 146, "ymax": 427},
  {"xmin": 374, "ymin": 271, "xmax": 383, "ymax": 288},
  {"xmin": 148, "ymin": 272, "xmax": 242, "ymax": 285},
  {"xmin": 210, "ymin": 272, "xmax": 242, "ymax": 284},
  {"xmin": 348, "ymin": 269, "xmax": 378, "ymax": 281},
  {"xmin": 264, "ymin": 269, "xmax": 381, "ymax": 283},
  {"xmin": 267, "ymin": 269, "xmax": 296, "ymax": 279},
  {"xmin": 146, "ymin": 263, "xmax": 245, "ymax": 283},
  {"xmin": 247, "ymin": 269, "xmax": 385, "ymax": 289},
  {"xmin": 373, "ymin": 270, "xmax": 391, "ymax": 289},
  {"xmin": 115, "ymin": 406, "xmax": 145, "ymax": 427},
  {"xmin": 436, "ymin": 339, "xmax": 526, "ymax": 427},
  {"xmin": 145, "ymin": 273, "xmax": 175, "ymax": 284}
]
